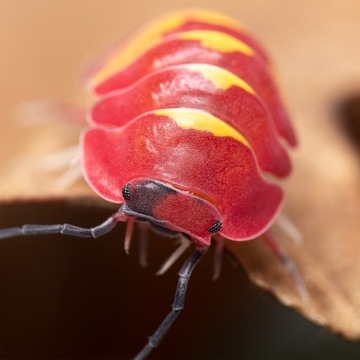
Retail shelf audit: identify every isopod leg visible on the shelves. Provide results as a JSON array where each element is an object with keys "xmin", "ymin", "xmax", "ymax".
[
  {"xmin": 133, "ymin": 247, "xmax": 208, "ymax": 360},
  {"xmin": 156, "ymin": 236, "xmax": 191, "ymax": 275},
  {"xmin": 16, "ymin": 100, "xmax": 86, "ymax": 126},
  {"xmin": 212, "ymin": 235, "xmax": 225, "ymax": 280},
  {"xmin": 0, "ymin": 213, "xmax": 121, "ymax": 240},
  {"xmin": 276, "ymin": 213, "xmax": 303, "ymax": 245},
  {"xmin": 262, "ymin": 232, "xmax": 308, "ymax": 301},
  {"xmin": 138, "ymin": 222, "xmax": 150, "ymax": 267},
  {"xmin": 124, "ymin": 216, "xmax": 135, "ymax": 254}
]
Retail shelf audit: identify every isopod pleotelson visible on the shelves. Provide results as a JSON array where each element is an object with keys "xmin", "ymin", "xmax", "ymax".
[{"xmin": 0, "ymin": 9, "xmax": 301, "ymax": 359}]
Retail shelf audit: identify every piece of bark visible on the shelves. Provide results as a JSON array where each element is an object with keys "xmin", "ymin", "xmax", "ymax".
[{"xmin": 1, "ymin": 0, "xmax": 360, "ymax": 342}]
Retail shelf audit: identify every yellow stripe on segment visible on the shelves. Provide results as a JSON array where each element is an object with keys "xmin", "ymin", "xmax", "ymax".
[
  {"xmin": 88, "ymin": 16, "xmax": 185, "ymax": 90},
  {"xmin": 179, "ymin": 30, "xmax": 254, "ymax": 56},
  {"xmin": 88, "ymin": 10, "xmax": 248, "ymax": 90},
  {"xmin": 88, "ymin": 31, "xmax": 164, "ymax": 91},
  {"xmin": 154, "ymin": 108, "xmax": 249, "ymax": 146},
  {"xmin": 183, "ymin": 64, "xmax": 255, "ymax": 94},
  {"xmin": 180, "ymin": 8, "xmax": 246, "ymax": 31}
]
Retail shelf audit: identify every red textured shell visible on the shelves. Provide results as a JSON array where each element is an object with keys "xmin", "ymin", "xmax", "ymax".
[{"xmin": 82, "ymin": 9, "xmax": 296, "ymax": 246}]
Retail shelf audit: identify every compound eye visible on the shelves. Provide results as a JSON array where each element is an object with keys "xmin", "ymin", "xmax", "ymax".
[
  {"xmin": 209, "ymin": 220, "xmax": 222, "ymax": 234},
  {"xmin": 122, "ymin": 184, "xmax": 131, "ymax": 200}
]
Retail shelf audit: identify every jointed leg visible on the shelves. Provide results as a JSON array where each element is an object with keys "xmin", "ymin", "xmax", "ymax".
[
  {"xmin": 263, "ymin": 232, "xmax": 308, "ymax": 300},
  {"xmin": 0, "ymin": 213, "xmax": 120, "ymax": 240},
  {"xmin": 156, "ymin": 236, "xmax": 191, "ymax": 275},
  {"xmin": 212, "ymin": 235, "xmax": 225, "ymax": 280},
  {"xmin": 133, "ymin": 247, "xmax": 208, "ymax": 360}
]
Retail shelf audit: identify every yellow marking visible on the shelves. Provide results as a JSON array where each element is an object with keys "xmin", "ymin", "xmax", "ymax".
[
  {"xmin": 183, "ymin": 64, "xmax": 255, "ymax": 93},
  {"xmin": 88, "ymin": 29, "xmax": 165, "ymax": 90},
  {"xmin": 154, "ymin": 108, "xmax": 249, "ymax": 146},
  {"xmin": 179, "ymin": 30, "xmax": 254, "ymax": 55},
  {"xmin": 88, "ymin": 9, "xmax": 248, "ymax": 90},
  {"xmin": 161, "ymin": 8, "xmax": 246, "ymax": 32}
]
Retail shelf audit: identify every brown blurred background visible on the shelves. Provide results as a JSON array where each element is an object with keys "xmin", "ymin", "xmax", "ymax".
[{"xmin": 1, "ymin": 1, "xmax": 360, "ymax": 359}]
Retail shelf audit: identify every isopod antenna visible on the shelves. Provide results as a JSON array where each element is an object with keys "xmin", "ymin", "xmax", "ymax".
[
  {"xmin": 0, "ymin": 213, "xmax": 120, "ymax": 240},
  {"xmin": 134, "ymin": 247, "xmax": 208, "ymax": 360}
]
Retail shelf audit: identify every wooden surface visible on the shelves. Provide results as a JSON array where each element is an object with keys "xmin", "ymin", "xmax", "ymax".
[{"xmin": 1, "ymin": 0, "xmax": 360, "ymax": 350}]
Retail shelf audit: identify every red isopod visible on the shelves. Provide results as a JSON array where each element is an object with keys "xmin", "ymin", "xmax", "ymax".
[{"xmin": 0, "ymin": 9, "xmax": 302, "ymax": 359}]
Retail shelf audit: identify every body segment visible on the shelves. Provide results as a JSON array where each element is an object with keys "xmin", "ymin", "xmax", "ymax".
[
  {"xmin": 91, "ymin": 64, "xmax": 291, "ymax": 177},
  {"xmin": 88, "ymin": 29, "xmax": 296, "ymax": 146}
]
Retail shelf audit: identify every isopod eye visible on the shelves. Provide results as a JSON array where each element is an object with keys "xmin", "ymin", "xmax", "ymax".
[
  {"xmin": 209, "ymin": 220, "xmax": 222, "ymax": 234},
  {"xmin": 122, "ymin": 184, "xmax": 131, "ymax": 200}
]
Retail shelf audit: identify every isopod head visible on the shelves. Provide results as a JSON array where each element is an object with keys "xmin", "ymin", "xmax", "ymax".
[{"xmin": 120, "ymin": 178, "xmax": 222, "ymax": 246}]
